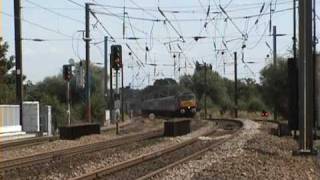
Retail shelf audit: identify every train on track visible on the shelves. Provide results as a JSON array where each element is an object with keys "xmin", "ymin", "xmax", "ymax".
[{"xmin": 141, "ymin": 92, "xmax": 198, "ymax": 117}]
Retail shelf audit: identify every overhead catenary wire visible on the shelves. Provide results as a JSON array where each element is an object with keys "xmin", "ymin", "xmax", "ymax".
[
  {"xmin": 0, "ymin": 10, "xmax": 72, "ymax": 38},
  {"xmin": 25, "ymin": 0, "xmax": 84, "ymax": 24},
  {"xmin": 88, "ymin": 0, "xmax": 292, "ymax": 14},
  {"xmin": 158, "ymin": 7, "xmax": 185, "ymax": 42},
  {"xmin": 219, "ymin": 5, "xmax": 247, "ymax": 39},
  {"xmin": 92, "ymin": 7, "xmax": 293, "ymax": 22},
  {"xmin": 89, "ymin": 10, "xmax": 116, "ymax": 42},
  {"xmin": 11, "ymin": 0, "xmax": 307, "ymax": 86},
  {"xmin": 65, "ymin": 0, "xmax": 84, "ymax": 8},
  {"xmin": 128, "ymin": 0, "xmax": 158, "ymax": 19},
  {"xmin": 90, "ymin": 0, "xmax": 149, "ymax": 35}
]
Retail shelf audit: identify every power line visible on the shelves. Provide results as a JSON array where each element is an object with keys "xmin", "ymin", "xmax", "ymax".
[
  {"xmin": 1, "ymin": 10, "xmax": 72, "ymax": 38},
  {"xmin": 128, "ymin": 0, "xmax": 158, "ymax": 18},
  {"xmin": 90, "ymin": 1, "xmax": 148, "ymax": 35},
  {"xmin": 89, "ymin": 10, "xmax": 116, "ymax": 42},
  {"xmin": 126, "ymin": 14, "xmax": 146, "ymax": 52},
  {"xmin": 65, "ymin": 0, "xmax": 84, "ymax": 8},
  {"xmin": 219, "ymin": 5, "xmax": 247, "ymax": 39},
  {"xmin": 24, "ymin": 0, "xmax": 84, "ymax": 24},
  {"xmin": 92, "ymin": 7, "xmax": 294, "ymax": 22},
  {"xmin": 88, "ymin": 0, "xmax": 292, "ymax": 14},
  {"xmin": 158, "ymin": 6, "xmax": 184, "ymax": 43}
]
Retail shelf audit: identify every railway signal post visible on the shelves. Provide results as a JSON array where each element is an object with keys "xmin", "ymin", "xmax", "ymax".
[
  {"xmin": 63, "ymin": 64, "xmax": 73, "ymax": 125},
  {"xmin": 234, "ymin": 52, "xmax": 238, "ymax": 118},
  {"xmin": 111, "ymin": 45, "xmax": 123, "ymax": 135}
]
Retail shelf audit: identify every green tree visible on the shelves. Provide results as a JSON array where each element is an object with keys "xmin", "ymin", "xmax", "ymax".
[
  {"xmin": 0, "ymin": 38, "xmax": 16, "ymax": 104},
  {"xmin": 26, "ymin": 63, "xmax": 107, "ymax": 126},
  {"xmin": 260, "ymin": 59, "xmax": 288, "ymax": 118},
  {"xmin": 141, "ymin": 78, "xmax": 184, "ymax": 100}
]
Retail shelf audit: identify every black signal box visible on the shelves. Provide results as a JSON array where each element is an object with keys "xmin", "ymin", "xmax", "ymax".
[
  {"xmin": 111, "ymin": 45, "xmax": 122, "ymax": 70},
  {"xmin": 63, "ymin": 65, "xmax": 72, "ymax": 81}
]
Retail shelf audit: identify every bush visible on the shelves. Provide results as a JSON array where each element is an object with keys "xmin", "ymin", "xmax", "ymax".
[{"xmin": 246, "ymin": 97, "xmax": 266, "ymax": 112}]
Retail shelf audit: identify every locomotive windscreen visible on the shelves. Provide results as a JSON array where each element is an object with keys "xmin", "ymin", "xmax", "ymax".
[{"xmin": 180, "ymin": 94, "xmax": 195, "ymax": 101}]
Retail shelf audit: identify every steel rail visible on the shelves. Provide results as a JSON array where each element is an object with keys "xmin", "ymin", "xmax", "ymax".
[
  {"xmin": 71, "ymin": 119, "xmax": 243, "ymax": 180},
  {"xmin": 0, "ymin": 129, "xmax": 162, "ymax": 172},
  {"xmin": 0, "ymin": 136, "xmax": 58, "ymax": 150},
  {"xmin": 0, "ymin": 120, "xmax": 132, "ymax": 151},
  {"xmin": 136, "ymin": 119, "xmax": 243, "ymax": 180}
]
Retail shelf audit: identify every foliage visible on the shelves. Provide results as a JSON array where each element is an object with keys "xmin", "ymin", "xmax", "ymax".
[
  {"xmin": 179, "ymin": 62, "xmax": 266, "ymax": 113},
  {"xmin": 246, "ymin": 97, "xmax": 266, "ymax": 112},
  {"xmin": 260, "ymin": 59, "xmax": 288, "ymax": 118},
  {"xmin": 140, "ymin": 78, "xmax": 184, "ymax": 100},
  {"xmin": 0, "ymin": 35, "xmax": 288, "ymax": 125},
  {"xmin": 180, "ymin": 67, "xmax": 233, "ymax": 110},
  {"xmin": 26, "ymin": 63, "xmax": 107, "ymax": 127},
  {"xmin": 0, "ymin": 38, "xmax": 16, "ymax": 104}
]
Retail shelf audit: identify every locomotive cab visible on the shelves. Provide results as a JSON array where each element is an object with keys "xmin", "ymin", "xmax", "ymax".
[{"xmin": 178, "ymin": 93, "xmax": 197, "ymax": 116}]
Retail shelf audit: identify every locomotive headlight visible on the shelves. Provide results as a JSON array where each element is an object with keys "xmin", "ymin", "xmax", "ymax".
[{"xmin": 180, "ymin": 109, "xmax": 186, "ymax": 114}]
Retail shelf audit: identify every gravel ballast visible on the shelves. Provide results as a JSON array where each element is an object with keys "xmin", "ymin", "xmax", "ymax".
[
  {"xmin": 153, "ymin": 119, "xmax": 320, "ymax": 180},
  {"xmin": 2, "ymin": 120, "xmax": 213, "ymax": 180},
  {"xmin": 0, "ymin": 118, "xmax": 162, "ymax": 161}
]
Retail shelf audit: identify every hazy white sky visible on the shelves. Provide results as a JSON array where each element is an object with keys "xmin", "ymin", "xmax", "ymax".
[{"xmin": 2, "ymin": 0, "xmax": 320, "ymax": 88}]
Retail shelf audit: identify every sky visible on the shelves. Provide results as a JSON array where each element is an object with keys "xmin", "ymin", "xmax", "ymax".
[{"xmin": 2, "ymin": 0, "xmax": 320, "ymax": 88}]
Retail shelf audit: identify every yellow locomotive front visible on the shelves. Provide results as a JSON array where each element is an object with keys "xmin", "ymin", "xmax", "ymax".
[{"xmin": 178, "ymin": 93, "xmax": 197, "ymax": 116}]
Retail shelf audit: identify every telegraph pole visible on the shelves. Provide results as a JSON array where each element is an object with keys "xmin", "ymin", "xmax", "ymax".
[
  {"xmin": 234, "ymin": 52, "xmax": 238, "ymax": 118},
  {"xmin": 104, "ymin": 36, "xmax": 108, "ymax": 108},
  {"xmin": 104, "ymin": 36, "xmax": 110, "ymax": 123},
  {"xmin": 204, "ymin": 63, "xmax": 207, "ymax": 119},
  {"xmin": 121, "ymin": 66, "xmax": 124, "ymax": 122},
  {"xmin": 297, "ymin": 0, "xmax": 315, "ymax": 154},
  {"xmin": 273, "ymin": 25, "xmax": 278, "ymax": 121},
  {"xmin": 67, "ymin": 80, "xmax": 71, "ymax": 125},
  {"xmin": 269, "ymin": 2, "xmax": 272, "ymax": 35},
  {"xmin": 293, "ymin": 0, "xmax": 297, "ymax": 62},
  {"xmin": 273, "ymin": 26, "xmax": 277, "ymax": 66},
  {"xmin": 312, "ymin": 0, "xmax": 317, "ymax": 133},
  {"xmin": 14, "ymin": 0, "xmax": 23, "ymax": 129},
  {"xmin": 109, "ymin": 53, "xmax": 114, "ymax": 123},
  {"xmin": 85, "ymin": 3, "xmax": 92, "ymax": 122},
  {"xmin": 313, "ymin": 0, "xmax": 316, "ymax": 57}
]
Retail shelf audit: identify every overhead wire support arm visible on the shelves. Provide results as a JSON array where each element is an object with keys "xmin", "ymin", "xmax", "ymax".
[
  {"xmin": 219, "ymin": 5, "xmax": 247, "ymax": 39},
  {"xmin": 90, "ymin": 0, "xmax": 150, "ymax": 35},
  {"xmin": 89, "ymin": 9, "xmax": 116, "ymax": 42},
  {"xmin": 158, "ymin": 7, "xmax": 185, "ymax": 43},
  {"xmin": 125, "ymin": 43, "xmax": 145, "ymax": 67}
]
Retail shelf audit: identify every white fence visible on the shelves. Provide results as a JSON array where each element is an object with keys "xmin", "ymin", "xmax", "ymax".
[
  {"xmin": 23, "ymin": 102, "xmax": 40, "ymax": 132},
  {"xmin": 0, "ymin": 105, "xmax": 21, "ymax": 133},
  {"xmin": 0, "ymin": 102, "xmax": 51, "ymax": 134}
]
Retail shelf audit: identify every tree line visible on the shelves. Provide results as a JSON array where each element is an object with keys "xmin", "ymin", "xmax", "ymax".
[{"xmin": 0, "ymin": 38, "xmax": 289, "ymax": 127}]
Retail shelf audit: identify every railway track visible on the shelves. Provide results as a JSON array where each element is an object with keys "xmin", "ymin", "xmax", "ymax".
[
  {"xmin": 71, "ymin": 119, "xmax": 243, "ymax": 180},
  {"xmin": 0, "ymin": 120, "xmax": 132, "ymax": 151},
  {"xmin": 0, "ymin": 129, "xmax": 162, "ymax": 173},
  {"xmin": 0, "ymin": 136, "xmax": 58, "ymax": 151}
]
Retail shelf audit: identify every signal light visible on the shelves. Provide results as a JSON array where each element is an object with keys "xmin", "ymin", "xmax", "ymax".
[
  {"xmin": 63, "ymin": 65, "xmax": 72, "ymax": 81},
  {"xmin": 111, "ymin": 45, "xmax": 122, "ymax": 70}
]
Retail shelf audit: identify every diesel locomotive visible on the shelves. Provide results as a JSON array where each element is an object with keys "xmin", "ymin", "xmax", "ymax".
[{"xmin": 141, "ymin": 92, "xmax": 198, "ymax": 117}]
